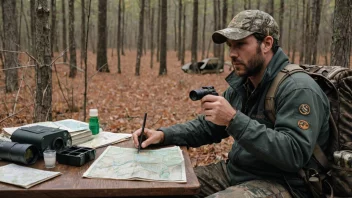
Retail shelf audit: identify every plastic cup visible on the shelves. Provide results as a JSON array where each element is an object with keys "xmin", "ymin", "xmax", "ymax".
[{"xmin": 43, "ymin": 150, "xmax": 56, "ymax": 169}]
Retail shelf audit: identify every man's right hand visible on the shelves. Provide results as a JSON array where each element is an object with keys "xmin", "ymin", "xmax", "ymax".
[{"xmin": 132, "ymin": 128, "xmax": 165, "ymax": 149}]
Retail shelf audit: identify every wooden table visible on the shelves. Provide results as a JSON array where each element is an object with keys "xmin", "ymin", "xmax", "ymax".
[{"xmin": 0, "ymin": 139, "xmax": 200, "ymax": 198}]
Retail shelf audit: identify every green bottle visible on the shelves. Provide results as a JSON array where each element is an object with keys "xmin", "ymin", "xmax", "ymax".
[{"xmin": 89, "ymin": 109, "xmax": 99, "ymax": 135}]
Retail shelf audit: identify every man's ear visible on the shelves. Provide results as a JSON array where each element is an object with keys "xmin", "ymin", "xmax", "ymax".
[{"xmin": 262, "ymin": 36, "xmax": 274, "ymax": 53}]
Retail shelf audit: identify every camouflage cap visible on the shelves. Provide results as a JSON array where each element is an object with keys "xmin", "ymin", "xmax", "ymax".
[{"xmin": 212, "ymin": 10, "xmax": 279, "ymax": 44}]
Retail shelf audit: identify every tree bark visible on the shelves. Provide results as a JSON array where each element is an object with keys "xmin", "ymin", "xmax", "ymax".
[
  {"xmin": 50, "ymin": 0, "xmax": 56, "ymax": 57},
  {"xmin": 218, "ymin": 0, "xmax": 227, "ymax": 73},
  {"xmin": 181, "ymin": 7, "xmax": 186, "ymax": 65},
  {"xmin": 81, "ymin": 0, "xmax": 86, "ymax": 68},
  {"xmin": 96, "ymin": 0, "xmax": 109, "ymax": 72},
  {"xmin": 156, "ymin": 0, "xmax": 161, "ymax": 62},
  {"xmin": 311, "ymin": 0, "xmax": 322, "ymax": 65},
  {"xmin": 35, "ymin": 0, "xmax": 52, "ymax": 122},
  {"xmin": 150, "ymin": 7, "xmax": 154, "ymax": 69},
  {"xmin": 304, "ymin": 0, "xmax": 311, "ymax": 64},
  {"xmin": 30, "ymin": 0, "xmax": 36, "ymax": 56},
  {"xmin": 117, "ymin": 0, "xmax": 122, "ymax": 73},
  {"xmin": 1, "ymin": 0, "xmax": 19, "ymax": 92},
  {"xmin": 177, "ymin": 0, "xmax": 182, "ymax": 60},
  {"xmin": 291, "ymin": 2, "xmax": 299, "ymax": 63},
  {"xmin": 299, "ymin": 0, "xmax": 305, "ymax": 63},
  {"xmin": 158, "ymin": 0, "xmax": 167, "ymax": 75},
  {"xmin": 330, "ymin": 0, "xmax": 351, "ymax": 68},
  {"xmin": 201, "ymin": 1, "xmax": 207, "ymax": 59},
  {"xmin": 213, "ymin": 0, "xmax": 219, "ymax": 57},
  {"xmin": 135, "ymin": 0, "xmax": 145, "ymax": 76},
  {"xmin": 288, "ymin": 6, "xmax": 292, "ymax": 56},
  {"xmin": 278, "ymin": 0, "xmax": 284, "ymax": 47},
  {"xmin": 69, "ymin": 0, "xmax": 77, "ymax": 77},
  {"xmin": 266, "ymin": 0, "xmax": 274, "ymax": 18},
  {"xmin": 61, "ymin": 0, "xmax": 67, "ymax": 62},
  {"xmin": 191, "ymin": 0, "xmax": 199, "ymax": 72},
  {"xmin": 121, "ymin": 0, "xmax": 125, "ymax": 56}
]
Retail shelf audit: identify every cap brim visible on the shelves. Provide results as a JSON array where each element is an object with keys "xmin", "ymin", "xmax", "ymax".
[{"xmin": 212, "ymin": 28, "xmax": 254, "ymax": 44}]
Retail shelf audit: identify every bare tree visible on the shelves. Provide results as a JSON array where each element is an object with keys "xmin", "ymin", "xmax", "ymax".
[
  {"xmin": 96, "ymin": 0, "xmax": 109, "ymax": 72},
  {"xmin": 1, "ymin": 0, "xmax": 19, "ymax": 92},
  {"xmin": 181, "ymin": 6, "xmax": 186, "ymax": 65},
  {"xmin": 156, "ymin": 0, "xmax": 161, "ymax": 62},
  {"xmin": 177, "ymin": 0, "xmax": 182, "ymax": 60},
  {"xmin": 117, "ymin": 0, "xmax": 122, "ymax": 73},
  {"xmin": 61, "ymin": 0, "xmax": 67, "ymax": 62},
  {"xmin": 81, "ymin": 0, "xmax": 86, "ymax": 68},
  {"xmin": 30, "ymin": 0, "xmax": 36, "ymax": 56},
  {"xmin": 310, "ymin": 0, "xmax": 322, "ymax": 65},
  {"xmin": 304, "ymin": 0, "xmax": 311, "ymax": 64},
  {"xmin": 266, "ymin": 0, "xmax": 274, "ymax": 18},
  {"xmin": 201, "ymin": 1, "xmax": 207, "ymax": 59},
  {"xmin": 291, "ymin": 2, "xmax": 299, "ymax": 63},
  {"xmin": 299, "ymin": 0, "xmax": 306, "ymax": 63},
  {"xmin": 191, "ymin": 0, "xmax": 199, "ymax": 73},
  {"xmin": 50, "ymin": 0, "xmax": 56, "ymax": 57},
  {"xmin": 35, "ymin": 0, "xmax": 52, "ymax": 122},
  {"xmin": 219, "ymin": 0, "xmax": 227, "ymax": 72},
  {"xmin": 150, "ymin": 7, "xmax": 155, "ymax": 69},
  {"xmin": 159, "ymin": 0, "xmax": 167, "ymax": 75},
  {"xmin": 121, "ymin": 0, "xmax": 125, "ymax": 56},
  {"xmin": 278, "ymin": 0, "xmax": 284, "ymax": 47},
  {"xmin": 135, "ymin": 0, "xmax": 145, "ymax": 76},
  {"xmin": 68, "ymin": 0, "xmax": 77, "ymax": 77},
  {"xmin": 330, "ymin": 0, "xmax": 351, "ymax": 68},
  {"xmin": 213, "ymin": 0, "xmax": 219, "ymax": 57}
]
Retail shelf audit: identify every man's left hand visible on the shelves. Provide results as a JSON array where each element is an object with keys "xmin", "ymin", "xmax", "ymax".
[{"xmin": 201, "ymin": 95, "xmax": 237, "ymax": 126}]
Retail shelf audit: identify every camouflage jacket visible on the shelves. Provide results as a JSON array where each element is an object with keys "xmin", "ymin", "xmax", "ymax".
[{"xmin": 159, "ymin": 48, "xmax": 330, "ymax": 196}]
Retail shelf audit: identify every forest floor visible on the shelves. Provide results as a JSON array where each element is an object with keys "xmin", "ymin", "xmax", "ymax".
[{"xmin": 0, "ymin": 49, "xmax": 234, "ymax": 167}]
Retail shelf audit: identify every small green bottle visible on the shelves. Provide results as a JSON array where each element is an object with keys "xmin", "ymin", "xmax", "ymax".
[{"xmin": 89, "ymin": 109, "xmax": 99, "ymax": 135}]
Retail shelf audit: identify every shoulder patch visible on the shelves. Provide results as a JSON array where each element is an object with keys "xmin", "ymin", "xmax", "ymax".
[
  {"xmin": 298, "ymin": 120, "xmax": 309, "ymax": 130},
  {"xmin": 299, "ymin": 104, "xmax": 310, "ymax": 115}
]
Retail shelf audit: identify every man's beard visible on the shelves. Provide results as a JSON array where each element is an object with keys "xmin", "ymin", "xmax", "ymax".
[{"xmin": 234, "ymin": 44, "xmax": 265, "ymax": 78}]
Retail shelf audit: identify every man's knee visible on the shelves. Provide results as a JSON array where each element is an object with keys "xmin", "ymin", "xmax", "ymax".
[{"xmin": 207, "ymin": 180, "xmax": 292, "ymax": 198}]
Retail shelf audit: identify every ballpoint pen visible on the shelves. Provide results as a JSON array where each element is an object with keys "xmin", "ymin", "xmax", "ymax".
[{"xmin": 138, "ymin": 113, "xmax": 147, "ymax": 153}]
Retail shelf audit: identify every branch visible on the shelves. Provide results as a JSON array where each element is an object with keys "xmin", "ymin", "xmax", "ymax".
[{"xmin": 0, "ymin": 103, "xmax": 33, "ymax": 124}]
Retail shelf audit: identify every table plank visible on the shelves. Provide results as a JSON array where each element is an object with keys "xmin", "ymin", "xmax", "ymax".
[{"xmin": 0, "ymin": 139, "xmax": 200, "ymax": 197}]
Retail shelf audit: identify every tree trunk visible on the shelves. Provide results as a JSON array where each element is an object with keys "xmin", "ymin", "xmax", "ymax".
[
  {"xmin": 156, "ymin": 0, "xmax": 161, "ymax": 62},
  {"xmin": 121, "ymin": 0, "xmax": 125, "ymax": 56},
  {"xmin": 150, "ymin": 7, "xmax": 154, "ymax": 69},
  {"xmin": 181, "ymin": 7, "xmax": 186, "ymax": 65},
  {"xmin": 117, "ymin": 0, "xmax": 122, "ymax": 73},
  {"xmin": 218, "ymin": 0, "xmax": 227, "ymax": 73},
  {"xmin": 311, "ymin": 0, "xmax": 322, "ymax": 65},
  {"xmin": 299, "ymin": 0, "xmax": 305, "ymax": 63},
  {"xmin": 287, "ymin": 6, "xmax": 292, "ymax": 56},
  {"xmin": 256, "ymin": 0, "xmax": 261, "ymax": 10},
  {"xmin": 174, "ymin": 2, "xmax": 177, "ymax": 52},
  {"xmin": 18, "ymin": 0, "xmax": 23, "ymax": 50},
  {"xmin": 201, "ymin": 1, "xmax": 207, "ymax": 59},
  {"xmin": 213, "ymin": 0, "xmax": 219, "ymax": 57},
  {"xmin": 278, "ymin": 0, "xmax": 284, "ymax": 47},
  {"xmin": 266, "ymin": 0, "xmax": 274, "ymax": 18},
  {"xmin": 30, "ymin": 0, "xmax": 36, "ymax": 56},
  {"xmin": 80, "ymin": 0, "xmax": 86, "ymax": 68},
  {"xmin": 1, "ymin": 0, "xmax": 19, "ymax": 92},
  {"xmin": 158, "ymin": 0, "xmax": 167, "ymax": 75},
  {"xmin": 68, "ymin": 0, "xmax": 77, "ymax": 77},
  {"xmin": 35, "ymin": 0, "xmax": 52, "ymax": 122},
  {"xmin": 330, "ymin": 0, "xmax": 351, "ymax": 68},
  {"xmin": 291, "ymin": 2, "xmax": 299, "ymax": 63},
  {"xmin": 50, "ymin": 0, "xmax": 56, "ymax": 57},
  {"xmin": 177, "ymin": 0, "xmax": 182, "ymax": 60},
  {"xmin": 61, "ymin": 0, "xmax": 67, "ymax": 62},
  {"xmin": 135, "ymin": 0, "xmax": 145, "ymax": 76},
  {"xmin": 191, "ymin": 0, "xmax": 199, "ymax": 73},
  {"xmin": 96, "ymin": 0, "xmax": 109, "ymax": 73},
  {"xmin": 304, "ymin": 0, "xmax": 311, "ymax": 64}
]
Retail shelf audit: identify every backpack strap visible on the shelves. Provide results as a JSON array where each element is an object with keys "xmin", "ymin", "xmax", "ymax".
[{"xmin": 265, "ymin": 64, "xmax": 304, "ymax": 123}]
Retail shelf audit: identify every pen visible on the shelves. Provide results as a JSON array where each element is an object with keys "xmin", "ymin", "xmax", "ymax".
[{"xmin": 138, "ymin": 113, "xmax": 147, "ymax": 154}]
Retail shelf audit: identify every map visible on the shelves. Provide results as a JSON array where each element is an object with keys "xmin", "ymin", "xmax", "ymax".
[
  {"xmin": 0, "ymin": 164, "xmax": 61, "ymax": 188},
  {"xmin": 78, "ymin": 132, "xmax": 131, "ymax": 149},
  {"xmin": 83, "ymin": 146, "xmax": 186, "ymax": 183}
]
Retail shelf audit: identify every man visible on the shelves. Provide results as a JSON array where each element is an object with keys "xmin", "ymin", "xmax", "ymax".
[{"xmin": 132, "ymin": 10, "xmax": 330, "ymax": 198}]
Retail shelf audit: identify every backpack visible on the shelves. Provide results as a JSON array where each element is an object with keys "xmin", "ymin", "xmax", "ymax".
[{"xmin": 265, "ymin": 64, "xmax": 352, "ymax": 197}]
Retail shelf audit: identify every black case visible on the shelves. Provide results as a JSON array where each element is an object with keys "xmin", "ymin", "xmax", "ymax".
[{"xmin": 57, "ymin": 146, "xmax": 96, "ymax": 166}]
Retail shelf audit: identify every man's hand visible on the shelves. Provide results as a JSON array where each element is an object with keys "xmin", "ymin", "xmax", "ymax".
[
  {"xmin": 201, "ymin": 95, "xmax": 236, "ymax": 126},
  {"xmin": 132, "ymin": 128, "xmax": 165, "ymax": 148}
]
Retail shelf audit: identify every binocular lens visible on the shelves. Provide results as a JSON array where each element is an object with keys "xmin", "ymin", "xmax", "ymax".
[
  {"xmin": 52, "ymin": 137, "xmax": 64, "ymax": 151},
  {"xmin": 0, "ymin": 141, "xmax": 39, "ymax": 165},
  {"xmin": 189, "ymin": 90, "xmax": 204, "ymax": 101}
]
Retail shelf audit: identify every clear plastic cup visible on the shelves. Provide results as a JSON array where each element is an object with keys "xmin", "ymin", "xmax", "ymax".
[{"xmin": 43, "ymin": 150, "xmax": 56, "ymax": 169}]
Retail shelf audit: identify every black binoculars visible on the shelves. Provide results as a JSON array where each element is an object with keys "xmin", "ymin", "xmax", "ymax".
[{"xmin": 189, "ymin": 86, "xmax": 218, "ymax": 101}]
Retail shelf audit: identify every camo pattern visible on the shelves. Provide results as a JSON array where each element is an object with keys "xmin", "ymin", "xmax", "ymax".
[
  {"xmin": 212, "ymin": 10, "xmax": 279, "ymax": 44},
  {"xmin": 193, "ymin": 160, "xmax": 292, "ymax": 198}
]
